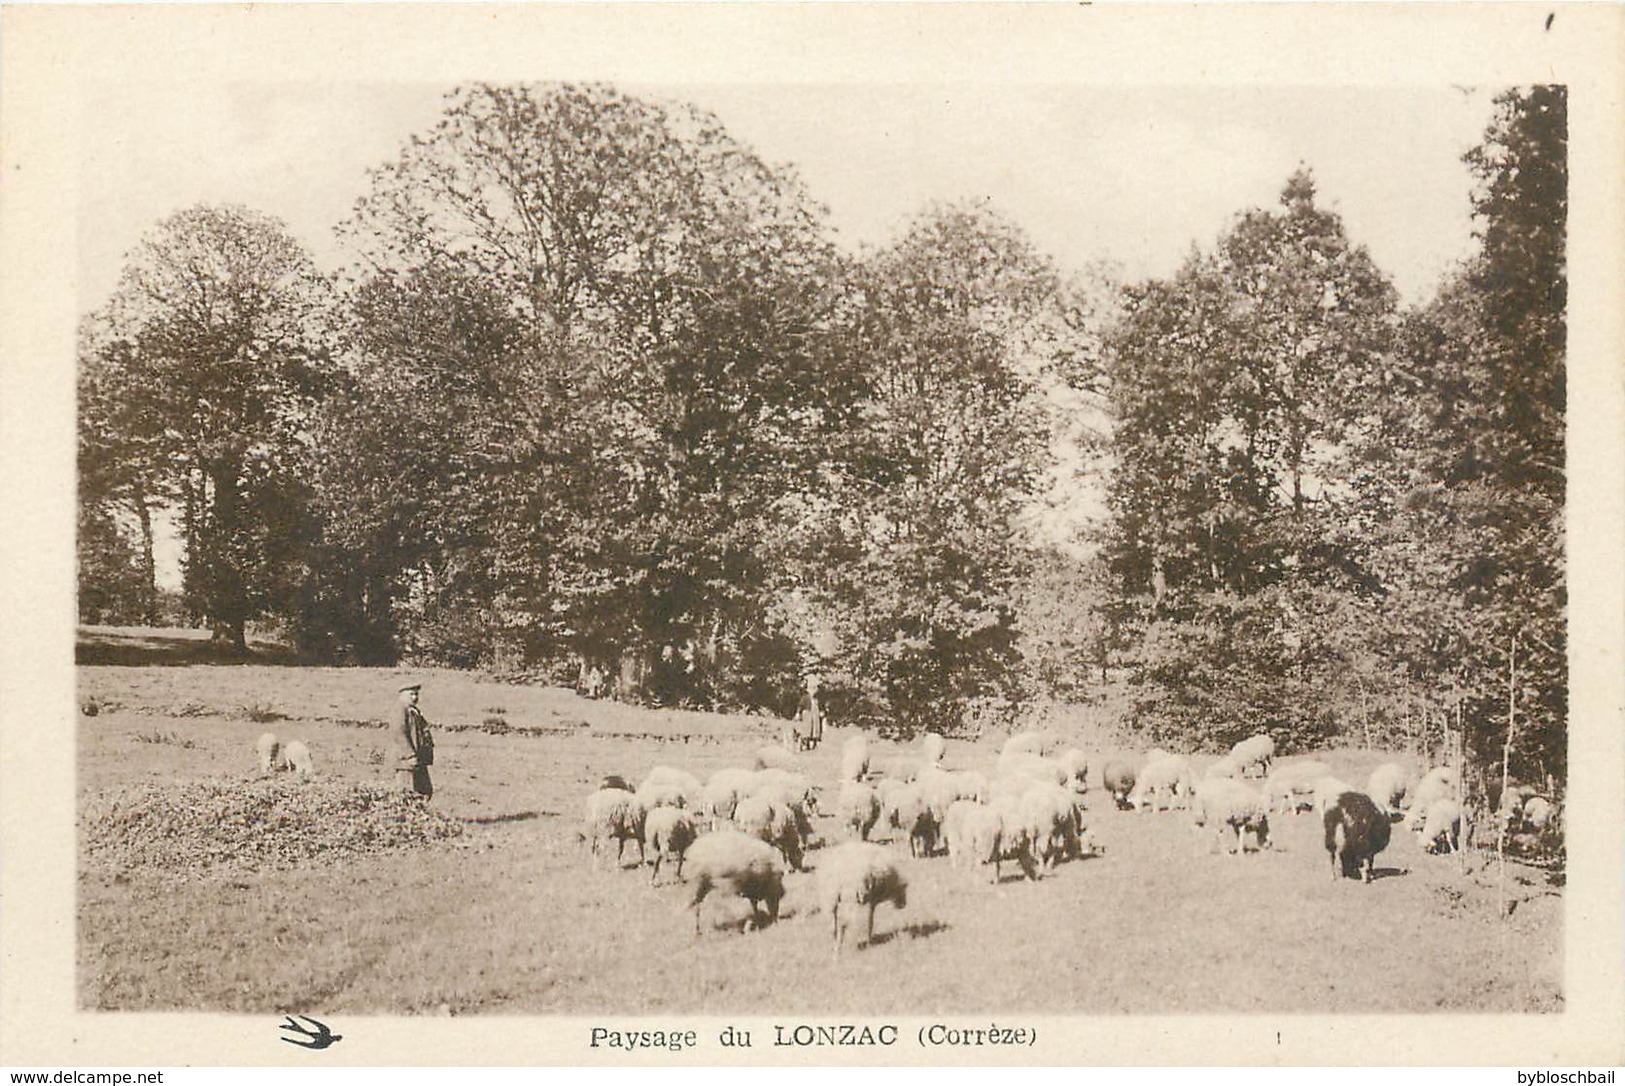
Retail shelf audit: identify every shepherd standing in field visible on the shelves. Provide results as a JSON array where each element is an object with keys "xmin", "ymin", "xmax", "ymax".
[
  {"xmin": 796, "ymin": 673, "xmax": 824, "ymax": 750},
  {"xmin": 396, "ymin": 683, "xmax": 435, "ymax": 798}
]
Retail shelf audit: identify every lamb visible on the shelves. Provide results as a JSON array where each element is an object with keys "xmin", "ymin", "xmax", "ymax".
[
  {"xmin": 1101, "ymin": 759, "xmax": 1138, "ymax": 810},
  {"xmin": 1264, "ymin": 759, "xmax": 1333, "ymax": 814},
  {"xmin": 283, "ymin": 739, "xmax": 314, "ymax": 777},
  {"xmin": 840, "ymin": 735, "xmax": 871, "ymax": 783},
  {"xmin": 684, "ymin": 830, "xmax": 786, "ymax": 935},
  {"xmin": 1405, "ymin": 767, "xmax": 1459, "ymax": 830},
  {"xmin": 1366, "ymin": 763, "xmax": 1410, "ymax": 817},
  {"xmin": 255, "ymin": 732, "xmax": 283, "ymax": 774},
  {"xmin": 1190, "ymin": 778, "xmax": 1272, "ymax": 856},
  {"xmin": 1128, "ymin": 755, "xmax": 1193, "ymax": 812},
  {"xmin": 837, "ymin": 781, "xmax": 882, "ymax": 841},
  {"xmin": 1415, "ymin": 798, "xmax": 1463, "ymax": 855},
  {"xmin": 643, "ymin": 806, "xmax": 698, "ymax": 884},
  {"xmin": 1228, "ymin": 733, "xmax": 1275, "ymax": 778},
  {"xmin": 733, "ymin": 794, "xmax": 806, "ymax": 871},
  {"xmin": 920, "ymin": 733, "xmax": 947, "ymax": 767},
  {"xmin": 585, "ymin": 787, "xmax": 647, "ymax": 867},
  {"xmin": 1324, "ymin": 790, "xmax": 1391, "ymax": 883},
  {"xmin": 815, "ymin": 842, "xmax": 909, "ymax": 953}
]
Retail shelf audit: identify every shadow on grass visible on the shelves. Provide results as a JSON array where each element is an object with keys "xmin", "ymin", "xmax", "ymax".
[
  {"xmin": 461, "ymin": 811, "xmax": 542, "ymax": 826},
  {"xmin": 868, "ymin": 919, "xmax": 949, "ymax": 947},
  {"xmin": 77, "ymin": 626, "xmax": 314, "ymax": 667}
]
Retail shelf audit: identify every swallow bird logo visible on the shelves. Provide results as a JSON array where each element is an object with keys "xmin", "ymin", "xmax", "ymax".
[{"xmin": 280, "ymin": 1014, "xmax": 343, "ymax": 1050}]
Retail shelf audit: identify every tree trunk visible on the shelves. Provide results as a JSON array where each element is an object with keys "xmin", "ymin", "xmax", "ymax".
[
  {"xmin": 133, "ymin": 495, "xmax": 158, "ymax": 625},
  {"xmin": 207, "ymin": 458, "xmax": 247, "ymax": 652}
]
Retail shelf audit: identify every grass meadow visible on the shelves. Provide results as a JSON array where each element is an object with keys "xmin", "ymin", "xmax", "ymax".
[{"xmin": 76, "ymin": 627, "xmax": 1562, "ymax": 1015}]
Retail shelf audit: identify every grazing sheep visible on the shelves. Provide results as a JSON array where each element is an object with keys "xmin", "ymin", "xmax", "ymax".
[
  {"xmin": 684, "ymin": 831, "xmax": 786, "ymax": 935},
  {"xmin": 1102, "ymin": 759, "xmax": 1138, "ymax": 809},
  {"xmin": 1019, "ymin": 783, "xmax": 1084, "ymax": 870},
  {"xmin": 753, "ymin": 744, "xmax": 793, "ymax": 771},
  {"xmin": 1313, "ymin": 776, "xmax": 1360, "ymax": 814},
  {"xmin": 752, "ymin": 768, "xmax": 819, "ymax": 814},
  {"xmin": 1324, "ymin": 791, "xmax": 1391, "ymax": 883},
  {"xmin": 1264, "ymin": 759, "xmax": 1333, "ymax": 814},
  {"xmin": 733, "ymin": 794, "xmax": 806, "ymax": 871},
  {"xmin": 1521, "ymin": 796, "xmax": 1556, "ymax": 833},
  {"xmin": 702, "ymin": 767, "xmax": 758, "ymax": 826},
  {"xmin": 837, "ymin": 781, "xmax": 882, "ymax": 841},
  {"xmin": 817, "ymin": 842, "xmax": 909, "ymax": 953},
  {"xmin": 584, "ymin": 787, "xmax": 647, "ymax": 867},
  {"xmin": 921, "ymin": 733, "xmax": 947, "ymax": 766},
  {"xmin": 255, "ymin": 732, "xmax": 282, "ymax": 774},
  {"xmin": 840, "ymin": 735, "xmax": 871, "ymax": 783},
  {"xmin": 1059, "ymin": 749, "xmax": 1090, "ymax": 793},
  {"xmin": 636, "ymin": 773, "xmax": 698, "ymax": 812},
  {"xmin": 1405, "ymin": 767, "xmax": 1459, "ymax": 830},
  {"xmin": 918, "ymin": 767, "xmax": 989, "ymax": 823},
  {"xmin": 1228, "ymin": 733, "xmax": 1276, "ymax": 778},
  {"xmin": 1190, "ymin": 778, "xmax": 1272, "ymax": 856},
  {"xmin": 1415, "ymin": 798, "xmax": 1463, "ymax": 855},
  {"xmin": 946, "ymin": 799, "xmax": 1035, "ymax": 882},
  {"xmin": 1128, "ymin": 755, "xmax": 1194, "ymax": 812},
  {"xmin": 283, "ymin": 740, "xmax": 314, "ymax": 777},
  {"xmin": 996, "ymin": 752, "xmax": 1069, "ymax": 790},
  {"xmin": 1366, "ymin": 763, "xmax": 1410, "ymax": 817},
  {"xmin": 880, "ymin": 782, "xmax": 939, "ymax": 857},
  {"xmin": 1001, "ymin": 732, "xmax": 1056, "ymax": 759},
  {"xmin": 644, "ymin": 806, "xmax": 698, "ymax": 884}
]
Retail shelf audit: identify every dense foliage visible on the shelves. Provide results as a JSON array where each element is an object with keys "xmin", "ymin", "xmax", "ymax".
[{"xmin": 79, "ymin": 84, "xmax": 1566, "ymax": 770}]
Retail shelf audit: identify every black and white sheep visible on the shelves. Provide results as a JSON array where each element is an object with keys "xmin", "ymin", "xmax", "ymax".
[
  {"xmin": 816, "ymin": 842, "xmax": 909, "ymax": 953},
  {"xmin": 1324, "ymin": 790, "xmax": 1391, "ymax": 883},
  {"xmin": 684, "ymin": 830, "xmax": 787, "ymax": 935},
  {"xmin": 733, "ymin": 794, "xmax": 806, "ymax": 871}
]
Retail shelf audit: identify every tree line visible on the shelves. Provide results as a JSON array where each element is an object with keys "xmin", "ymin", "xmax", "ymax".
[{"xmin": 78, "ymin": 84, "xmax": 1565, "ymax": 789}]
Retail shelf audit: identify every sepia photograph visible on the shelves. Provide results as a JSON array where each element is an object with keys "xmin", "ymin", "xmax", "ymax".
[{"xmin": 2, "ymin": 2, "xmax": 1622, "ymax": 1070}]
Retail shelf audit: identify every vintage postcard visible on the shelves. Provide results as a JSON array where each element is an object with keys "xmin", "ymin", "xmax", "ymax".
[{"xmin": 2, "ymin": 2, "xmax": 1621, "ymax": 1070}]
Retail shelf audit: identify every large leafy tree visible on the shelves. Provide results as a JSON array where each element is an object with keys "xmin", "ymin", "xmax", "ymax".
[
  {"xmin": 1102, "ymin": 171, "xmax": 1399, "ymax": 747},
  {"xmin": 331, "ymin": 83, "xmax": 842, "ymax": 694},
  {"xmin": 79, "ymin": 206, "xmax": 330, "ymax": 649}
]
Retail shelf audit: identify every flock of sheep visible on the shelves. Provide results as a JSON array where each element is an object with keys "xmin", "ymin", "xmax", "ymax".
[{"xmin": 582, "ymin": 727, "xmax": 1565, "ymax": 951}]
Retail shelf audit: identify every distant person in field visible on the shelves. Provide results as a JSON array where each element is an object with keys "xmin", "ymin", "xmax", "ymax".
[
  {"xmin": 396, "ymin": 683, "xmax": 435, "ymax": 798},
  {"xmin": 796, "ymin": 673, "xmax": 824, "ymax": 750}
]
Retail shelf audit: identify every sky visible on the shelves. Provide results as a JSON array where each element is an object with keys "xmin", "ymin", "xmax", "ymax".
[
  {"xmin": 78, "ymin": 82, "xmax": 1499, "ymax": 311},
  {"xmin": 75, "ymin": 81, "xmax": 1502, "ymax": 582}
]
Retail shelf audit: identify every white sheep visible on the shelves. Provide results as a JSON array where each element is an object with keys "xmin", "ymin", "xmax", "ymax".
[
  {"xmin": 1366, "ymin": 762, "xmax": 1410, "ymax": 816},
  {"xmin": 752, "ymin": 768, "xmax": 819, "ymax": 814},
  {"xmin": 879, "ymin": 781, "xmax": 938, "ymax": 857},
  {"xmin": 918, "ymin": 766, "xmax": 989, "ymax": 823},
  {"xmin": 702, "ymin": 767, "xmax": 758, "ymax": 827},
  {"xmin": 636, "ymin": 771, "xmax": 698, "ymax": 812},
  {"xmin": 584, "ymin": 787, "xmax": 647, "ymax": 867},
  {"xmin": 1405, "ymin": 766, "xmax": 1459, "ymax": 830},
  {"xmin": 1058, "ymin": 748, "xmax": 1090, "ymax": 793},
  {"xmin": 817, "ymin": 842, "xmax": 909, "ymax": 954},
  {"xmin": 1001, "ymin": 732, "xmax": 1055, "ymax": 759},
  {"xmin": 1018, "ymin": 782, "xmax": 1084, "ymax": 870},
  {"xmin": 732, "ymin": 794, "xmax": 805, "ymax": 870},
  {"xmin": 921, "ymin": 733, "xmax": 947, "ymax": 766},
  {"xmin": 1205, "ymin": 756, "xmax": 1240, "ymax": 779},
  {"xmin": 283, "ymin": 739, "xmax": 314, "ymax": 778},
  {"xmin": 1128, "ymin": 755, "xmax": 1194, "ymax": 812},
  {"xmin": 1264, "ymin": 759, "xmax": 1333, "ymax": 814},
  {"xmin": 996, "ymin": 751, "xmax": 1069, "ymax": 790},
  {"xmin": 840, "ymin": 735, "xmax": 871, "ymax": 783},
  {"xmin": 1228, "ymin": 733, "xmax": 1276, "ymax": 778},
  {"xmin": 1415, "ymin": 798, "xmax": 1463, "ymax": 854},
  {"xmin": 1521, "ymin": 795, "xmax": 1556, "ymax": 833},
  {"xmin": 255, "ymin": 732, "xmax": 282, "ymax": 774},
  {"xmin": 1313, "ymin": 776, "xmax": 1360, "ymax": 814},
  {"xmin": 836, "ymin": 781, "xmax": 882, "ymax": 841},
  {"xmin": 945, "ymin": 799, "xmax": 1033, "ymax": 882},
  {"xmin": 684, "ymin": 830, "xmax": 786, "ymax": 935},
  {"xmin": 1190, "ymin": 778, "xmax": 1272, "ymax": 856},
  {"xmin": 643, "ymin": 806, "xmax": 697, "ymax": 884}
]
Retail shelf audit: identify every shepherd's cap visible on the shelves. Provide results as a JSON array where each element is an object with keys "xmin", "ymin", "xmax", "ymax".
[{"xmin": 399, "ymin": 683, "xmax": 423, "ymax": 693}]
